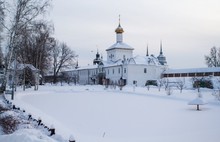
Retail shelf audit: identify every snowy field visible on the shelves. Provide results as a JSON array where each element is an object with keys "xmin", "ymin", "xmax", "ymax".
[{"xmin": 2, "ymin": 84, "xmax": 220, "ymax": 142}]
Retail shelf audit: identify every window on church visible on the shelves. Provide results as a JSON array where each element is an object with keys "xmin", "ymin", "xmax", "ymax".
[
  {"xmin": 124, "ymin": 68, "xmax": 126, "ymax": 74},
  {"xmin": 113, "ymin": 69, "xmax": 114, "ymax": 74},
  {"xmin": 118, "ymin": 68, "xmax": 120, "ymax": 74},
  {"xmin": 144, "ymin": 68, "xmax": 147, "ymax": 73},
  {"xmin": 108, "ymin": 69, "xmax": 109, "ymax": 74},
  {"xmin": 133, "ymin": 80, "xmax": 137, "ymax": 85}
]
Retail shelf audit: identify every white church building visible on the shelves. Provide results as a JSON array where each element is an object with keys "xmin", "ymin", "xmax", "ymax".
[{"xmin": 63, "ymin": 22, "xmax": 168, "ymax": 86}]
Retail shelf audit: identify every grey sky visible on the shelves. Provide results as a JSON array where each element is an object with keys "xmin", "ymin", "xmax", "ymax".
[{"xmin": 50, "ymin": 0, "xmax": 220, "ymax": 69}]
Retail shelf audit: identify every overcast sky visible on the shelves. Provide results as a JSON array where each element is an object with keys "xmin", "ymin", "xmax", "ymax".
[{"xmin": 50, "ymin": 0, "xmax": 220, "ymax": 69}]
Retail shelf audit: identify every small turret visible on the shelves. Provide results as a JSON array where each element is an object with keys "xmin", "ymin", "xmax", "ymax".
[
  {"xmin": 157, "ymin": 41, "xmax": 167, "ymax": 65},
  {"xmin": 93, "ymin": 50, "xmax": 101, "ymax": 65},
  {"xmin": 146, "ymin": 44, "xmax": 149, "ymax": 56},
  {"xmin": 75, "ymin": 60, "xmax": 79, "ymax": 69}
]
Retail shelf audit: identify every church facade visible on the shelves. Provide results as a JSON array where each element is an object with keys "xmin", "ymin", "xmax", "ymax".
[{"xmin": 63, "ymin": 22, "xmax": 168, "ymax": 86}]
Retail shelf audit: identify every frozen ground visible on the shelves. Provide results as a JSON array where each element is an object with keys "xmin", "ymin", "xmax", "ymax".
[{"xmin": 1, "ymin": 84, "xmax": 220, "ymax": 142}]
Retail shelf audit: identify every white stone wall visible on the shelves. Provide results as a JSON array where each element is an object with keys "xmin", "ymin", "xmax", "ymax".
[
  {"xmin": 115, "ymin": 49, "xmax": 133, "ymax": 61},
  {"xmin": 77, "ymin": 68, "xmax": 99, "ymax": 85},
  {"xmin": 126, "ymin": 64, "xmax": 163, "ymax": 86},
  {"xmin": 78, "ymin": 70, "xmax": 89, "ymax": 85},
  {"xmin": 105, "ymin": 66, "xmax": 123, "ymax": 83}
]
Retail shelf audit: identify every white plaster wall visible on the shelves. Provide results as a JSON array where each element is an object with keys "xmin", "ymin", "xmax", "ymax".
[
  {"xmin": 115, "ymin": 49, "xmax": 133, "ymax": 61},
  {"xmin": 126, "ymin": 64, "xmax": 163, "ymax": 86},
  {"xmin": 78, "ymin": 70, "xmax": 89, "ymax": 85},
  {"xmin": 105, "ymin": 66, "xmax": 123, "ymax": 83}
]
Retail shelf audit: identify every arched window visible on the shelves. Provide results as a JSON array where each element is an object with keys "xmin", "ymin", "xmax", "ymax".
[{"xmin": 144, "ymin": 68, "xmax": 147, "ymax": 73}]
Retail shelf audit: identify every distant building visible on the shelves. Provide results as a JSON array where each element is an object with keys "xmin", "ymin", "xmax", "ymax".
[
  {"xmin": 61, "ymin": 19, "xmax": 220, "ymax": 88},
  {"xmin": 7, "ymin": 60, "xmax": 40, "ymax": 87},
  {"xmin": 163, "ymin": 67, "xmax": 220, "ymax": 78},
  {"xmin": 63, "ymin": 20, "xmax": 167, "ymax": 86},
  {"xmin": 162, "ymin": 67, "xmax": 220, "ymax": 89}
]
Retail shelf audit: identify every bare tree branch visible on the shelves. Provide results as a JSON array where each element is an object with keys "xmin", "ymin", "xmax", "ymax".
[
  {"xmin": 51, "ymin": 41, "xmax": 77, "ymax": 83},
  {"xmin": 205, "ymin": 46, "xmax": 220, "ymax": 67}
]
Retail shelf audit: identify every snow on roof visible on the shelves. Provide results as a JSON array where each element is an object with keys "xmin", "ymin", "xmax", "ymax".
[
  {"xmin": 131, "ymin": 55, "xmax": 161, "ymax": 65},
  {"xmin": 101, "ymin": 60, "xmax": 123, "ymax": 67},
  {"xmin": 76, "ymin": 64, "xmax": 98, "ymax": 70},
  {"xmin": 9, "ymin": 60, "xmax": 38, "ymax": 71},
  {"xmin": 17, "ymin": 64, "xmax": 38, "ymax": 71},
  {"xmin": 164, "ymin": 67, "xmax": 220, "ymax": 74},
  {"xmin": 106, "ymin": 42, "xmax": 134, "ymax": 51},
  {"xmin": 63, "ymin": 64, "xmax": 99, "ymax": 72},
  {"xmin": 63, "ymin": 55, "xmax": 163, "ymax": 72}
]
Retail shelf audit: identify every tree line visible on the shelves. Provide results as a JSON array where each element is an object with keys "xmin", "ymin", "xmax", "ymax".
[{"xmin": 0, "ymin": 0, "xmax": 77, "ymax": 87}]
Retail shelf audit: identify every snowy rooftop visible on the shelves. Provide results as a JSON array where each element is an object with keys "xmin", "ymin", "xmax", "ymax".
[
  {"xmin": 101, "ymin": 60, "xmax": 123, "ymax": 67},
  {"xmin": 164, "ymin": 67, "xmax": 220, "ymax": 74},
  {"xmin": 131, "ymin": 55, "xmax": 161, "ymax": 65},
  {"xmin": 63, "ymin": 54, "xmax": 163, "ymax": 72},
  {"xmin": 106, "ymin": 42, "xmax": 134, "ymax": 51},
  {"xmin": 9, "ymin": 60, "xmax": 38, "ymax": 71},
  {"xmin": 17, "ymin": 64, "xmax": 38, "ymax": 71},
  {"xmin": 75, "ymin": 64, "xmax": 98, "ymax": 70}
]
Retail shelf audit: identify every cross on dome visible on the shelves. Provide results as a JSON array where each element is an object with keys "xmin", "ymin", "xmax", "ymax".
[{"xmin": 115, "ymin": 15, "xmax": 124, "ymax": 34}]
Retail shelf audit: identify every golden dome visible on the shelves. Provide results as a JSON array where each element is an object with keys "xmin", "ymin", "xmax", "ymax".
[{"xmin": 115, "ymin": 24, "xmax": 124, "ymax": 33}]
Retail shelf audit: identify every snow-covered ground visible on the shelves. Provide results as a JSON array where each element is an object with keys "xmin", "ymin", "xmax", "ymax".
[{"xmin": 1, "ymin": 84, "xmax": 220, "ymax": 142}]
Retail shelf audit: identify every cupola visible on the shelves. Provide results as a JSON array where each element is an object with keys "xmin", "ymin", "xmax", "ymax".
[{"xmin": 115, "ymin": 24, "xmax": 124, "ymax": 34}]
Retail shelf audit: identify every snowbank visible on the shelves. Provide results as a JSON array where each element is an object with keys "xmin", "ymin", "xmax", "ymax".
[{"xmin": 0, "ymin": 129, "xmax": 58, "ymax": 142}]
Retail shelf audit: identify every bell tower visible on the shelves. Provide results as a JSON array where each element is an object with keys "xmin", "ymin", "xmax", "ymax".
[{"xmin": 106, "ymin": 16, "xmax": 134, "ymax": 62}]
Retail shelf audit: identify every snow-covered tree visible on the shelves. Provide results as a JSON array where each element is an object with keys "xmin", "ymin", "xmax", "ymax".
[
  {"xmin": 162, "ymin": 78, "xmax": 169, "ymax": 90},
  {"xmin": 157, "ymin": 79, "xmax": 163, "ymax": 91},
  {"xmin": 176, "ymin": 78, "xmax": 185, "ymax": 93},
  {"xmin": 212, "ymin": 77, "xmax": 220, "ymax": 101}
]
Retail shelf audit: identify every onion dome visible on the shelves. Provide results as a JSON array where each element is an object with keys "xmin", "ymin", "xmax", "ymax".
[{"xmin": 115, "ymin": 24, "xmax": 124, "ymax": 33}]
